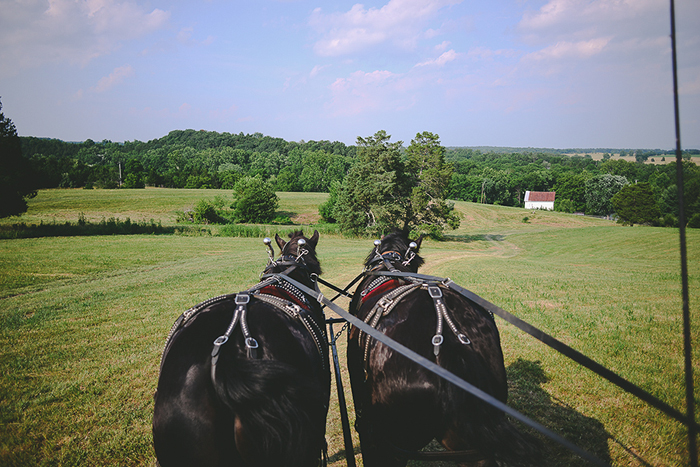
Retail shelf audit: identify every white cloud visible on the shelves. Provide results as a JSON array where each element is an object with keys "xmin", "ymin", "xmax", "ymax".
[
  {"xmin": 519, "ymin": 0, "xmax": 663, "ymax": 40},
  {"xmin": 523, "ymin": 38, "xmax": 610, "ymax": 62},
  {"xmin": 415, "ymin": 49, "xmax": 458, "ymax": 67},
  {"xmin": 90, "ymin": 65, "xmax": 135, "ymax": 93},
  {"xmin": 513, "ymin": 0, "xmax": 687, "ymax": 78},
  {"xmin": 434, "ymin": 40, "xmax": 451, "ymax": 52},
  {"xmin": 310, "ymin": 64, "xmax": 330, "ymax": 78},
  {"xmin": 0, "ymin": 0, "xmax": 170, "ymax": 73},
  {"xmin": 310, "ymin": 0, "xmax": 461, "ymax": 56}
]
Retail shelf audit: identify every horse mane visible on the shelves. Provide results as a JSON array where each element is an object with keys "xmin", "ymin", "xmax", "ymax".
[{"xmin": 363, "ymin": 231, "xmax": 425, "ymax": 271}]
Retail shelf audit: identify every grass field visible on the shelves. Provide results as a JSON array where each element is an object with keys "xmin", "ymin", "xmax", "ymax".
[{"xmin": 0, "ymin": 188, "xmax": 698, "ymax": 466}]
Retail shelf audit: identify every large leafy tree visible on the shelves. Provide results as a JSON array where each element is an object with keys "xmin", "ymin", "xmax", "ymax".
[
  {"xmin": 611, "ymin": 182, "xmax": 660, "ymax": 226},
  {"xmin": 333, "ymin": 130, "xmax": 458, "ymax": 237},
  {"xmin": 334, "ymin": 130, "xmax": 410, "ymax": 235},
  {"xmin": 404, "ymin": 131, "xmax": 459, "ymax": 235},
  {"xmin": 585, "ymin": 174, "xmax": 629, "ymax": 216},
  {"xmin": 552, "ymin": 170, "xmax": 591, "ymax": 213},
  {"xmin": 0, "ymin": 99, "xmax": 37, "ymax": 217}
]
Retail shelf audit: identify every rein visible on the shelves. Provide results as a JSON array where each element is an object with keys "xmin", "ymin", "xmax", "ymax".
[{"xmin": 363, "ymin": 270, "xmax": 700, "ymax": 434}]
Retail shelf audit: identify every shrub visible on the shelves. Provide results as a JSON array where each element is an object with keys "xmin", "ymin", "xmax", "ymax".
[
  {"xmin": 688, "ymin": 213, "xmax": 700, "ymax": 229},
  {"xmin": 193, "ymin": 199, "xmax": 225, "ymax": 224},
  {"xmin": 232, "ymin": 176, "xmax": 279, "ymax": 223},
  {"xmin": 661, "ymin": 213, "xmax": 678, "ymax": 228},
  {"xmin": 554, "ymin": 198, "xmax": 576, "ymax": 213}
]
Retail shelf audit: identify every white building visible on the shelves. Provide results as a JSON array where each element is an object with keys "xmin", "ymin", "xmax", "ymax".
[{"xmin": 524, "ymin": 191, "xmax": 556, "ymax": 210}]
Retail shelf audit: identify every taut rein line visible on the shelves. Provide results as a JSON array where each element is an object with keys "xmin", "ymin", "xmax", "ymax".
[{"xmin": 362, "ymin": 270, "xmax": 700, "ymax": 435}]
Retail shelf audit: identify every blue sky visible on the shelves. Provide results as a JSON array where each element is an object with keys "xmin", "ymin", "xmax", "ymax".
[{"xmin": 1, "ymin": 0, "xmax": 698, "ymax": 149}]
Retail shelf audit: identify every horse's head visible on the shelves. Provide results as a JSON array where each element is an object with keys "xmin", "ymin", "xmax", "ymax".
[
  {"xmin": 271, "ymin": 229, "xmax": 322, "ymax": 276},
  {"xmin": 364, "ymin": 230, "xmax": 425, "ymax": 272}
]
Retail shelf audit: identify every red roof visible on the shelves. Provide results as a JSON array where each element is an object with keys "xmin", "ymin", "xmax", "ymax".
[{"xmin": 525, "ymin": 191, "xmax": 556, "ymax": 202}]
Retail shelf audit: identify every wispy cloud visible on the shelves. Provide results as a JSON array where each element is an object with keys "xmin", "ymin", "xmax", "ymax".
[
  {"xmin": 524, "ymin": 38, "xmax": 610, "ymax": 62},
  {"xmin": 310, "ymin": 64, "xmax": 330, "ymax": 78},
  {"xmin": 310, "ymin": 0, "xmax": 461, "ymax": 56},
  {"xmin": 90, "ymin": 65, "xmax": 135, "ymax": 93},
  {"xmin": 0, "ymin": 0, "xmax": 170, "ymax": 73},
  {"xmin": 415, "ymin": 49, "xmax": 458, "ymax": 67}
]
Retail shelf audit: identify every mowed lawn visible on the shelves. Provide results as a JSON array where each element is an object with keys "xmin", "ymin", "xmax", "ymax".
[{"xmin": 0, "ymin": 188, "xmax": 698, "ymax": 466}]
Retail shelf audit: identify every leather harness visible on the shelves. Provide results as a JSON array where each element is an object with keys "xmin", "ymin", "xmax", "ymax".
[{"xmin": 356, "ymin": 250, "xmax": 473, "ymax": 369}]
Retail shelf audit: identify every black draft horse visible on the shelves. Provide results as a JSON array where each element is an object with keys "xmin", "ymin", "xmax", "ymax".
[
  {"xmin": 347, "ymin": 231, "xmax": 542, "ymax": 467},
  {"xmin": 153, "ymin": 230, "xmax": 330, "ymax": 467}
]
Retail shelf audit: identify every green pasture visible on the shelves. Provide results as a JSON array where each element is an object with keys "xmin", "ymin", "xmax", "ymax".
[{"xmin": 0, "ymin": 188, "xmax": 698, "ymax": 466}]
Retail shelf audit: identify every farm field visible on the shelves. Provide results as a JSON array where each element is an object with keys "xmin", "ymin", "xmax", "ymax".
[{"xmin": 0, "ymin": 188, "xmax": 698, "ymax": 466}]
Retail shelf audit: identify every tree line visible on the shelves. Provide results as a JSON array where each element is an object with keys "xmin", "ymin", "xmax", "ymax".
[
  {"xmin": 445, "ymin": 149, "xmax": 700, "ymax": 224},
  {"xmin": 2, "ymin": 97, "xmax": 700, "ymax": 232}
]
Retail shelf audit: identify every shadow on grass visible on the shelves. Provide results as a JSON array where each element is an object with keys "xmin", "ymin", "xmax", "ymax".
[
  {"xmin": 506, "ymin": 358, "xmax": 655, "ymax": 467},
  {"xmin": 327, "ymin": 446, "xmax": 361, "ymax": 464},
  {"xmin": 444, "ymin": 233, "xmax": 506, "ymax": 243}
]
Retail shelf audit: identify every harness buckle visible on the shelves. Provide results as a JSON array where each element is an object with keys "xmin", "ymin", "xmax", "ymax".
[
  {"xmin": 432, "ymin": 334, "xmax": 444, "ymax": 356},
  {"xmin": 213, "ymin": 335, "xmax": 228, "ymax": 346},
  {"xmin": 428, "ymin": 286, "xmax": 443, "ymax": 299},
  {"xmin": 458, "ymin": 334, "xmax": 471, "ymax": 345},
  {"xmin": 235, "ymin": 293, "xmax": 250, "ymax": 305},
  {"xmin": 245, "ymin": 337, "xmax": 259, "ymax": 359}
]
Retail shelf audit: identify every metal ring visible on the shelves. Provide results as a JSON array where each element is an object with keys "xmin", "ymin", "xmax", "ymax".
[
  {"xmin": 213, "ymin": 335, "xmax": 228, "ymax": 346},
  {"xmin": 245, "ymin": 337, "xmax": 259, "ymax": 349},
  {"xmin": 432, "ymin": 335, "xmax": 444, "ymax": 346}
]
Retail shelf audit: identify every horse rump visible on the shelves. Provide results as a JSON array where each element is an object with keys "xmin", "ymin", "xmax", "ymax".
[{"xmin": 212, "ymin": 353, "xmax": 328, "ymax": 467}]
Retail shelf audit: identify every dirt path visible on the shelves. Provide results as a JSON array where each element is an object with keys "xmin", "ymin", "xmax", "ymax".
[{"xmin": 422, "ymin": 235, "xmax": 521, "ymax": 276}]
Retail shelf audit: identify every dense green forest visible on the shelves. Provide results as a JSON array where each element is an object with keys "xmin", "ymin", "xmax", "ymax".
[{"xmin": 15, "ymin": 130, "xmax": 700, "ymax": 226}]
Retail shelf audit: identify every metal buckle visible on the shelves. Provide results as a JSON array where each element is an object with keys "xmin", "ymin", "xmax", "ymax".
[
  {"xmin": 428, "ymin": 286, "xmax": 443, "ymax": 298},
  {"xmin": 213, "ymin": 335, "xmax": 228, "ymax": 346},
  {"xmin": 235, "ymin": 294, "xmax": 250, "ymax": 305}
]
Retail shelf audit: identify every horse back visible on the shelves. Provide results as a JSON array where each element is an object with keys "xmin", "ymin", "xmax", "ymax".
[
  {"xmin": 348, "ymin": 285, "xmax": 508, "ymax": 434},
  {"xmin": 154, "ymin": 296, "xmax": 330, "ymax": 467}
]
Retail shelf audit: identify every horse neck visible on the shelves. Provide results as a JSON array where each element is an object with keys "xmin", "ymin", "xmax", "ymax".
[{"xmin": 287, "ymin": 267, "xmax": 316, "ymax": 289}]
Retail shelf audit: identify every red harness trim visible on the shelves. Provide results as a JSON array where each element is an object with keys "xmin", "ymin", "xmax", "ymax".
[
  {"xmin": 258, "ymin": 285, "xmax": 309, "ymax": 309},
  {"xmin": 361, "ymin": 279, "xmax": 401, "ymax": 304}
]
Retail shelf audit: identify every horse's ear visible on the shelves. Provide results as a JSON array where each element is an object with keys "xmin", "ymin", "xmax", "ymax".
[
  {"xmin": 414, "ymin": 234, "xmax": 425, "ymax": 251},
  {"xmin": 309, "ymin": 230, "xmax": 319, "ymax": 248},
  {"xmin": 275, "ymin": 233, "xmax": 286, "ymax": 252}
]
